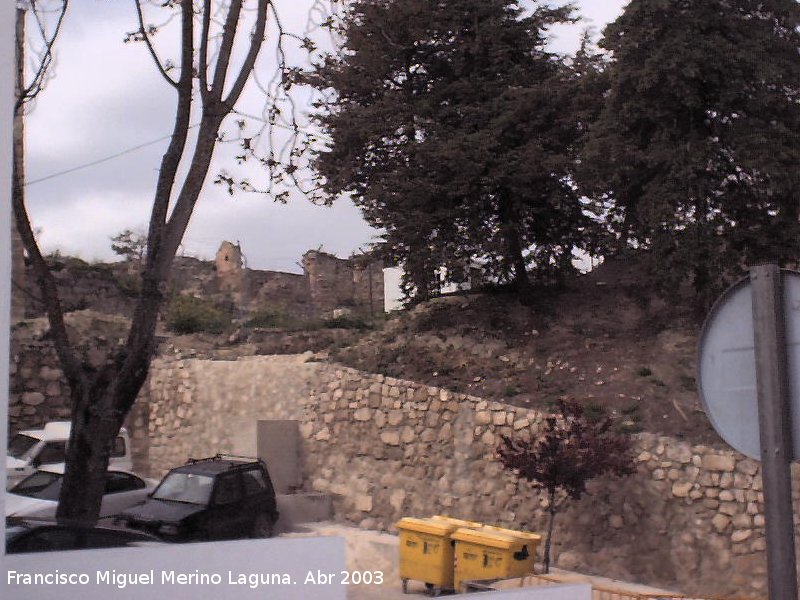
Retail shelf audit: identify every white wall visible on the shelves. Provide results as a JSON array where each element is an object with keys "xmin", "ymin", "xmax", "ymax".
[{"xmin": 383, "ymin": 267, "xmax": 404, "ymax": 312}]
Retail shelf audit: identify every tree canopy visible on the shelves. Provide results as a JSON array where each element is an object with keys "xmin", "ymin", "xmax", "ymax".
[
  {"xmin": 308, "ymin": 0, "xmax": 594, "ymax": 298},
  {"xmin": 582, "ymin": 0, "xmax": 800, "ymax": 307}
]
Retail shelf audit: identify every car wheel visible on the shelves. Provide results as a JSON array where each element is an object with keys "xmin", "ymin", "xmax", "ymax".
[{"xmin": 252, "ymin": 513, "xmax": 275, "ymax": 538}]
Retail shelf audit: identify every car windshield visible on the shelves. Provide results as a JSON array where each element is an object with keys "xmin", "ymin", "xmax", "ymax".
[
  {"xmin": 152, "ymin": 472, "xmax": 213, "ymax": 505},
  {"xmin": 8, "ymin": 434, "xmax": 38, "ymax": 459},
  {"xmin": 10, "ymin": 471, "xmax": 62, "ymax": 500}
]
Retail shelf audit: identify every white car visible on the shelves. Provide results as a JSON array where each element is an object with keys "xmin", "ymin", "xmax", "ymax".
[
  {"xmin": 7, "ymin": 421, "xmax": 133, "ymax": 489},
  {"xmin": 6, "ymin": 465, "xmax": 157, "ymax": 520}
]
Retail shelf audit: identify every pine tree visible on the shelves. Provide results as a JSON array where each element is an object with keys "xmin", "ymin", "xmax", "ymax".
[
  {"xmin": 582, "ymin": 0, "xmax": 800, "ymax": 307},
  {"xmin": 308, "ymin": 0, "xmax": 591, "ymax": 298}
]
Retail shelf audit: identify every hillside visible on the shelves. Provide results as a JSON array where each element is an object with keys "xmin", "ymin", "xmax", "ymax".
[
  {"xmin": 328, "ymin": 258, "xmax": 721, "ymax": 446},
  {"xmin": 13, "ymin": 254, "xmax": 724, "ymax": 446}
]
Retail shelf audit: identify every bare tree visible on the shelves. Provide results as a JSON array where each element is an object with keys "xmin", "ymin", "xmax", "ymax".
[{"xmin": 12, "ymin": 0, "xmax": 280, "ymax": 523}]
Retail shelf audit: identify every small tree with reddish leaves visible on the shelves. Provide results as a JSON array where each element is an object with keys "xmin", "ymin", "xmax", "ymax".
[{"xmin": 497, "ymin": 400, "xmax": 635, "ymax": 573}]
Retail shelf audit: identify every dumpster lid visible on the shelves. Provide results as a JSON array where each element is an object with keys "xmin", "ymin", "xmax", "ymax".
[
  {"xmin": 431, "ymin": 515, "xmax": 483, "ymax": 529},
  {"xmin": 451, "ymin": 527, "xmax": 518, "ymax": 549},
  {"xmin": 396, "ymin": 517, "xmax": 457, "ymax": 536},
  {"xmin": 481, "ymin": 525, "xmax": 542, "ymax": 543}
]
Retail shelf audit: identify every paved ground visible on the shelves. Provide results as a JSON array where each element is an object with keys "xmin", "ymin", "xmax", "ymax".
[{"xmin": 283, "ymin": 522, "xmax": 683, "ymax": 600}]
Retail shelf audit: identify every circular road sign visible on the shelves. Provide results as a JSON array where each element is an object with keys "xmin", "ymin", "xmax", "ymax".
[{"xmin": 698, "ymin": 270, "xmax": 800, "ymax": 460}]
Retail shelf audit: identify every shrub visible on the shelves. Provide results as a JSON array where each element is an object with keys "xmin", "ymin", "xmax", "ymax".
[
  {"xmin": 244, "ymin": 308, "xmax": 290, "ymax": 329},
  {"xmin": 166, "ymin": 295, "xmax": 230, "ymax": 334},
  {"xmin": 115, "ymin": 273, "xmax": 141, "ymax": 298}
]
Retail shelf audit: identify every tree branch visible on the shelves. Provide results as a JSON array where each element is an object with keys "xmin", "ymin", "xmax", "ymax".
[
  {"xmin": 222, "ymin": 0, "xmax": 269, "ymax": 108},
  {"xmin": 209, "ymin": 0, "xmax": 244, "ymax": 102},
  {"xmin": 15, "ymin": 0, "xmax": 69, "ymax": 112},
  {"xmin": 143, "ymin": 0, "xmax": 194, "ymax": 270},
  {"xmin": 198, "ymin": 0, "xmax": 212, "ymax": 101},
  {"xmin": 133, "ymin": 0, "xmax": 179, "ymax": 89}
]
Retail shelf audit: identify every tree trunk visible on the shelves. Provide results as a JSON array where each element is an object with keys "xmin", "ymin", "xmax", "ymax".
[
  {"xmin": 543, "ymin": 489, "xmax": 557, "ymax": 574},
  {"xmin": 13, "ymin": 0, "xmax": 271, "ymax": 525},
  {"xmin": 498, "ymin": 190, "xmax": 531, "ymax": 294}
]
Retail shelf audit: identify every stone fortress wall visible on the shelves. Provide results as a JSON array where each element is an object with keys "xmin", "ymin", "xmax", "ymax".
[
  {"xmin": 17, "ymin": 242, "xmax": 384, "ymax": 323},
  {"xmin": 143, "ymin": 354, "xmax": 788, "ymax": 599}
]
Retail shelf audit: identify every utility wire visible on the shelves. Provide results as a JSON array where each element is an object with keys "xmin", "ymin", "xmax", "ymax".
[
  {"xmin": 24, "ymin": 114, "xmax": 325, "ymax": 188},
  {"xmin": 24, "ymin": 123, "xmax": 201, "ymax": 187}
]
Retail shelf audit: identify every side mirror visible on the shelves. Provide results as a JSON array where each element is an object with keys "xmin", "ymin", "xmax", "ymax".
[{"xmin": 30, "ymin": 457, "xmax": 41, "ymax": 469}]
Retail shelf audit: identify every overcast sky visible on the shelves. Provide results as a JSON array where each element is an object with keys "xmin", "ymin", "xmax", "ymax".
[{"xmin": 23, "ymin": 0, "xmax": 628, "ymax": 273}]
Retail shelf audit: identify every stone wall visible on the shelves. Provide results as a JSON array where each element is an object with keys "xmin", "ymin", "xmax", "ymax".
[
  {"xmin": 143, "ymin": 355, "xmax": 789, "ymax": 599},
  {"xmin": 22, "ymin": 260, "xmax": 138, "ymax": 318},
  {"xmin": 303, "ymin": 250, "xmax": 384, "ymax": 319},
  {"xmin": 8, "ymin": 316, "xmax": 150, "ymax": 471},
  {"xmin": 11, "ymin": 225, "xmax": 25, "ymax": 322}
]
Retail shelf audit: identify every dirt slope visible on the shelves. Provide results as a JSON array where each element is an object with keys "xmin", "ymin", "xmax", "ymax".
[{"xmin": 330, "ymin": 258, "xmax": 723, "ymax": 445}]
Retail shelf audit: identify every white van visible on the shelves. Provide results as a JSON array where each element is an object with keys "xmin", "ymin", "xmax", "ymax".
[{"xmin": 6, "ymin": 421, "xmax": 133, "ymax": 490}]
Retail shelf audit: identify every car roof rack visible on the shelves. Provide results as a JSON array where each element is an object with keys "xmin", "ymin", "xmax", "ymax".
[{"xmin": 186, "ymin": 453, "xmax": 261, "ymax": 466}]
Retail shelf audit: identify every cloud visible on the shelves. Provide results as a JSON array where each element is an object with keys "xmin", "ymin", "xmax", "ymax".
[{"xmin": 21, "ymin": 0, "xmax": 625, "ymax": 273}]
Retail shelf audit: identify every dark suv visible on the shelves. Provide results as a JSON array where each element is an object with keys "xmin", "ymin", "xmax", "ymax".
[{"xmin": 116, "ymin": 455, "xmax": 278, "ymax": 542}]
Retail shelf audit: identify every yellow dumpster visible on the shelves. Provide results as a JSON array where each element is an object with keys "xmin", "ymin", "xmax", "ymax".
[
  {"xmin": 451, "ymin": 527, "xmax": 540, "ymax": 592},
  {"xmin": 396, "ymin": 517, "xmax": 460, "ymax": 594}
]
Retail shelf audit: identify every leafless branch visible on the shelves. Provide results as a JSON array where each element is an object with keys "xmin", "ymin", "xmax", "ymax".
[
  {"xmin": 15, "ymin": 0, "xmax": 69, "ymax": 112},
  {"xmin": 132, "ymin": 0, "xmax": 179, "ymax": 89},
  {"xmin": 198, "ymin": 0, "xmax": 212, "ymax": 100}
]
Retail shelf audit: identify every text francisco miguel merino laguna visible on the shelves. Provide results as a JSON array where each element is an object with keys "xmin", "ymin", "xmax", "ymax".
[{"xmin": 6, "ymin": 568, "xmax": 361, "ymax": 589}]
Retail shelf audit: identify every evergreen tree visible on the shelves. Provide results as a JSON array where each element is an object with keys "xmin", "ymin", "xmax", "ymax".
[
  {"xmin": 307, "ymin": 0, "xmax": 591, "ymax": 298},
  {"xmin": 582, "ymin": 0, "xmax": 800, "ymax": 307}
]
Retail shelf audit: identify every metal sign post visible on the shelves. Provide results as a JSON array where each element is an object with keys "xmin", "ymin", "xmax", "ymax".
[{"xmin": 750, "ymin": 264, "xmax": 798, "ymax": 600}]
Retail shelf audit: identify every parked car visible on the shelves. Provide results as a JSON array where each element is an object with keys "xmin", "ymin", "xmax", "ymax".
[
  {"xmin": 7, "ymin": 421, "xmax": 133, "ymax": 489},
  {"xmin": 5, "ymin": 465, "xmax": 157, "ymax": 519},
  {"xmin": 116, "ymin": 454, "xmax": 278, "ymax": 542},
  {"xmin": 6, "ymin": 519, "xmax": 162, "ymax": 554}
]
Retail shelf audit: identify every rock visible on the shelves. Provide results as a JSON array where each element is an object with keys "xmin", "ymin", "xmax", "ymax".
[
  {"xmin": 672, "ymin": 482, "xmax": 693, "ymax": 497},
  {"xmin": 21, "ymin": 392, "xmax": 45, "ymax": 406},
  {"xmin": 731, "ymin": 530, "xmax": 752, "ymax": 543},
  {"xmin": 475, "ymin": 411, "xmax": 492, "ymax": 426},
  {"xmin": 387, "ymin": 410, "xmax": 404, "ymax": 426},
  {"xmin": 380, "ymin": 431, "xmax": 400, "ymax": 446},
  {"xmin": 703, "ymin": 454, "xmax": 736, "ymax": 472},
  {"xmin": 389, "ymin": 489, "xmax": 406, "ymax": 512},
  {"xmin": 400, "ymin": 427, "xmax": 415, "ymax": 444},
  {"xmin": 355, "ymin": 495, "xmax": 373, "ymax": 512},
  {"xmin": 609, "ymin": 515, "xmax": 624, "ymax": 529},
  {"xmin": 665, "ymin": 444, "xmax": 692, "ymax": 463},
  {"xmin": 354, "ymin": 408, "xmax": 372, "ymax": 421},
  {"xmin": 732, "ymin": 514, "xmax": 751, "ymax": 529}
]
